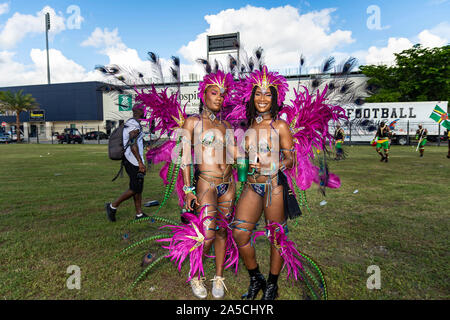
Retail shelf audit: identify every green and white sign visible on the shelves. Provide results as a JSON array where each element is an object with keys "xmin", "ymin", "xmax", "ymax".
[{"xmin": 118, "ymin": 94, "xmax": 132, "ymax": 111}]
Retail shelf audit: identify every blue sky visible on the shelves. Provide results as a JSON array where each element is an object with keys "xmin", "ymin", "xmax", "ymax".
[{"xmin": 0, "ymin": 0, "xmax": 448, "ymax": 86}]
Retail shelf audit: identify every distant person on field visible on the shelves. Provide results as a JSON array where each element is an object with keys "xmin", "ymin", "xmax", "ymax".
[
  {"xmin": 105, "ymin": 105, "xmax": 148, "ymax": 221},
  {"xmin": 374, "ymin": 121, "xmax": 391, "ymax": 162},
  {"xmin": 415, "ymin": 124, "xmax": 428, "ymax": 157},
  {"xmin": 333, "ymin": 125, "xmax": 345, "ymax": 160},
  {"xmin": 447, "ymin": 130, "xmax": 450, "ymax": 159}
]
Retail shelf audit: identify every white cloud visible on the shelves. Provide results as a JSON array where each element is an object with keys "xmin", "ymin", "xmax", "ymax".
[
  {"xmin": 0, "ymin": 49, "xmax": 104, "ymax": 87},
  {"xmin": 417, "ymin": 21, "xmax": 450, "ymax": 47},
  {"xmin": 417, "ymin": 30, "xmax": 447, "ymax": 48},
  {"xmin": 364, "ymin": 37, "xmax": 413, "ymax": 65},
  {"xmin": 0, "ymin": 2, "xmax": 9, "ymax": 15},
  {"xmin": 81, "ymin": 27, "xmax": 126, "ymax": 51},
  {"xmin": 359, "ymin": 22, "xmax": 449, "ymax": 65},
  {"xmin": 0, "ymin": 6, "xmax": 66, "ymax": 49},
  {"xmin": 81, "ymin": 27, "xmax": 181, "ymax": 83},
  {"xmin": 179, "ymin": 5, "xmax": 354, "ymax": 70}
]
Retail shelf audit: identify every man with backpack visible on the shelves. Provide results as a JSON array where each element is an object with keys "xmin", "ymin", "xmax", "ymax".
[{"xmin": 105, "ymin": 105, "xmax": 148, "ymax": 221}]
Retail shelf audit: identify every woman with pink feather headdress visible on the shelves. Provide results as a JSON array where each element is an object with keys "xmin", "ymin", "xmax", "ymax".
[
  {"xmin": 228, "ymin": 63, "xmax": 346, "ymax": 300},
  {"xmin": 139, "ymin": 64, "xmax": 239, "ymax": 299}
]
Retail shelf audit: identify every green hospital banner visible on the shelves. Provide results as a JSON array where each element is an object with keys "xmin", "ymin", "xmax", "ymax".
[{"xmin": 118, "ymin": 94, "xmax": 133, "ymax": 111}]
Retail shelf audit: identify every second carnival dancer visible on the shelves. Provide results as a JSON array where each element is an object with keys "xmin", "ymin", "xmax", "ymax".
[
  {"xmin": 415, "ymin": 124, "xmax": 428, "ymax": 157},
  {"xmin": 374, "ymin": 121, "xmax": 392, "ymax": 162},
  {"xmin": 178, "ymin": 70, "xmax": 237, "ymax": 299},
  {"xmin": 228, "ymin": 66, "xmax": 345, "ymax": 300}
]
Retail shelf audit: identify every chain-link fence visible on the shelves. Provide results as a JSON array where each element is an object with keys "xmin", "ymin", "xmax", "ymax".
[
  {"xmin": 8, "ymin": 119, "xmax": 449, "ymax": 147},
  {"xmin": 22, "ymin": 125, "xmax": 110, "ymax": 145}
]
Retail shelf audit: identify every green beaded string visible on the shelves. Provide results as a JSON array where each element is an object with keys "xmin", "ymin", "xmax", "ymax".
[
  {"xmin": 298, "ymin": 251, "xmax": 328, "ymax": 299},
  {"xmin": 115, "ymin": 234, "xmax": 172, "ymax": 257},
  {"xmin": 292, "ymin": 180, "xmax": 303, "ymax": 226},
  {"xmin": 235, "ymin": 182, "xmax": 244, "ymax": 201},
  {"xmin": 302, "ymin": 190, "xmax": 311, "ymax": 213},
  {"xmin": 297, "ymin": 269, "xmax": 319, "ymax": 300}
]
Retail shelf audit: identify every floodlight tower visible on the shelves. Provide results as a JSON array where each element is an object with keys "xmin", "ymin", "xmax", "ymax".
[{"xmin": 45, "ymin": 12, "xmax": 51, "ymax": 84}]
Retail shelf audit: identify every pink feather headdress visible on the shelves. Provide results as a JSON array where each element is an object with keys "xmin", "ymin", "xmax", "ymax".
[
  {"xmin": 243, "ymin": 65, "xmax": 289, "ymax": 106},
  {"xmin": 198, "ymin": 70, "xmax": 235, "ymax": 105}
]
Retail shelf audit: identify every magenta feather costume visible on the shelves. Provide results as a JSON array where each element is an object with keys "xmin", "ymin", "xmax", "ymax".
[
  {"xmin": 226, "ymin": 65, "xmax": 345, "ymax": 297},
  {"xmin": 157, "ymin": 209, "xmax": 211, "ymax": 282},
  {"xmin": 132, "ymin": 69, "xmax": 240, "ymax": 280},
  {"xmin": 280, "ymin": 85, "xmax": 347, "ymax": 191}
]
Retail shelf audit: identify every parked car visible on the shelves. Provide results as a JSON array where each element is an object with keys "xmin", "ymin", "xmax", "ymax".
[
  {"xmin": 57, "ymin": 128, "xmax": 83, "ymax": 144},
  {"xmin": 0, "ymin": 132, "xmax": 12, "ymax": 143},
  {"xmin": 84, "ymin": 131, "xmax": 109, "ymax": 140},
  {"xmin": 7, "ymin": 130, "xmax": 24, "ymax": 141}
]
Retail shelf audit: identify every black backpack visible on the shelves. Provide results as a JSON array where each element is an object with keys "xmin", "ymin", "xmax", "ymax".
[{"xmin": 109, "ymin": 118, "xmax": 142, "ymax": 181}]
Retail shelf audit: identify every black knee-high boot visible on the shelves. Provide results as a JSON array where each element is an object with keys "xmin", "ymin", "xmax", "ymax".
[
  {"xmin": 261, "ymin": 273, "xmax": 279, "ymax": 300},
  {"xmin": 242, "ymin": 265, "xmax": 267, "ymax": 300}
]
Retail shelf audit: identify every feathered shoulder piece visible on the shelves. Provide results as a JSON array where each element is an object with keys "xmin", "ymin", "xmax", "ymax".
[
  {"xmin": 280, "ymin": 85, "xmax": 347, "ymax": 192},
  {"xmin": 135, "ymin": 85, "xmax": 187, "ymax": 136}
]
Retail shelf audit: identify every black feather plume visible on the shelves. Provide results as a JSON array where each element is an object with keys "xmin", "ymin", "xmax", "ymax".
[
  {"xmin": 196, "ymin": 58, "xmax": 212, "ymax": 74},
  {"xmin": 365, "ymin": 83, "xmax": 379, "ymax": 94},
  {"xmin": 148, "ymin": 52, "xmax": 158, "ymax": 63},
  {"xmin": 172, "ymin": 56, "xmax": 180, "ymax": 67},
  {"xmin": 229, "ymin": 55, "xmax": 237, "ymax": 72},
  {"xmin": 339, "ymin": 81, "xmax": 354, "ymax": 94},
  {"xmin": 248, "ymin": 58, "xmax": 254, "ymax": 72},
  {"xmin": 341, "ymin": 57, "xmax": 357, "ymax": 74},
  {"xmin": 95, "ymin": 65, "xmax": 108, "ymax": 74},
  {"xmin": 311, "ymin": 75, "xmax": 321, "ymax": 89},
  {"xmin": 170, "ymin": 67, "xmax": 178, "ymax": 80},
  {"xmin": 322, "ymin": 57, "xmax": 335, "ymax": 73},
  {"xmin": 255, "ymin": 47, "xmax": 263, "ymax": 60},
  {"xmin": 328, "ymin": 81, "xmax": 336, "ymax": 91},
  {"xmin": 354, "ymin": 97, "xmax": 365, "ymax": 105},
  {"xmin": 213, "ymin": 59, "xmax": 219, "ymax": 73},
  {"xmin": 108, "ymin": 65, "xmax": 120, "ymax": 74}
]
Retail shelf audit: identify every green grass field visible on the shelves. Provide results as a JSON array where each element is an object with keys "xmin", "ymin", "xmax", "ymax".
[{"xmin": 0, "ymin": 144, "xmax": 449, "ymax": 300}]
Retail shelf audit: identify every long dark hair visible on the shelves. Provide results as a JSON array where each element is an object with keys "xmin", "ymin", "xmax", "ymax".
[{"xmin": 246, "ymin": 86, "xmax": 281, "ymax": 126}]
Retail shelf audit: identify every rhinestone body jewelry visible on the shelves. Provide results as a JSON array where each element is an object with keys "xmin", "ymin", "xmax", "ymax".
[{"xmin": 255, "ymin": 111, "xmax": 271, "ymax": 124}]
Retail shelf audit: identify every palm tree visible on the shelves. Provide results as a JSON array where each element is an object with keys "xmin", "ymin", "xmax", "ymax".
[{"xmin": 0, "ymin": 90, "xmax": 39, "ymax": 142}]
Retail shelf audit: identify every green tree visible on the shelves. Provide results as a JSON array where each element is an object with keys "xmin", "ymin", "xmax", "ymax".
[
  {"xmin": 0, "ymin": 90, "xmax": 39, "ymax": 142},
  {"xmin": 360, "ymin": 44, "xmax": 450, "ymax": 103}
]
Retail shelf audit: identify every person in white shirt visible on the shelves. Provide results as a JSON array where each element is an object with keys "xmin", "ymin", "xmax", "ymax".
[{"xmin": 106, "ymin": 105, "xmax": 148, "ymax": 221}]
